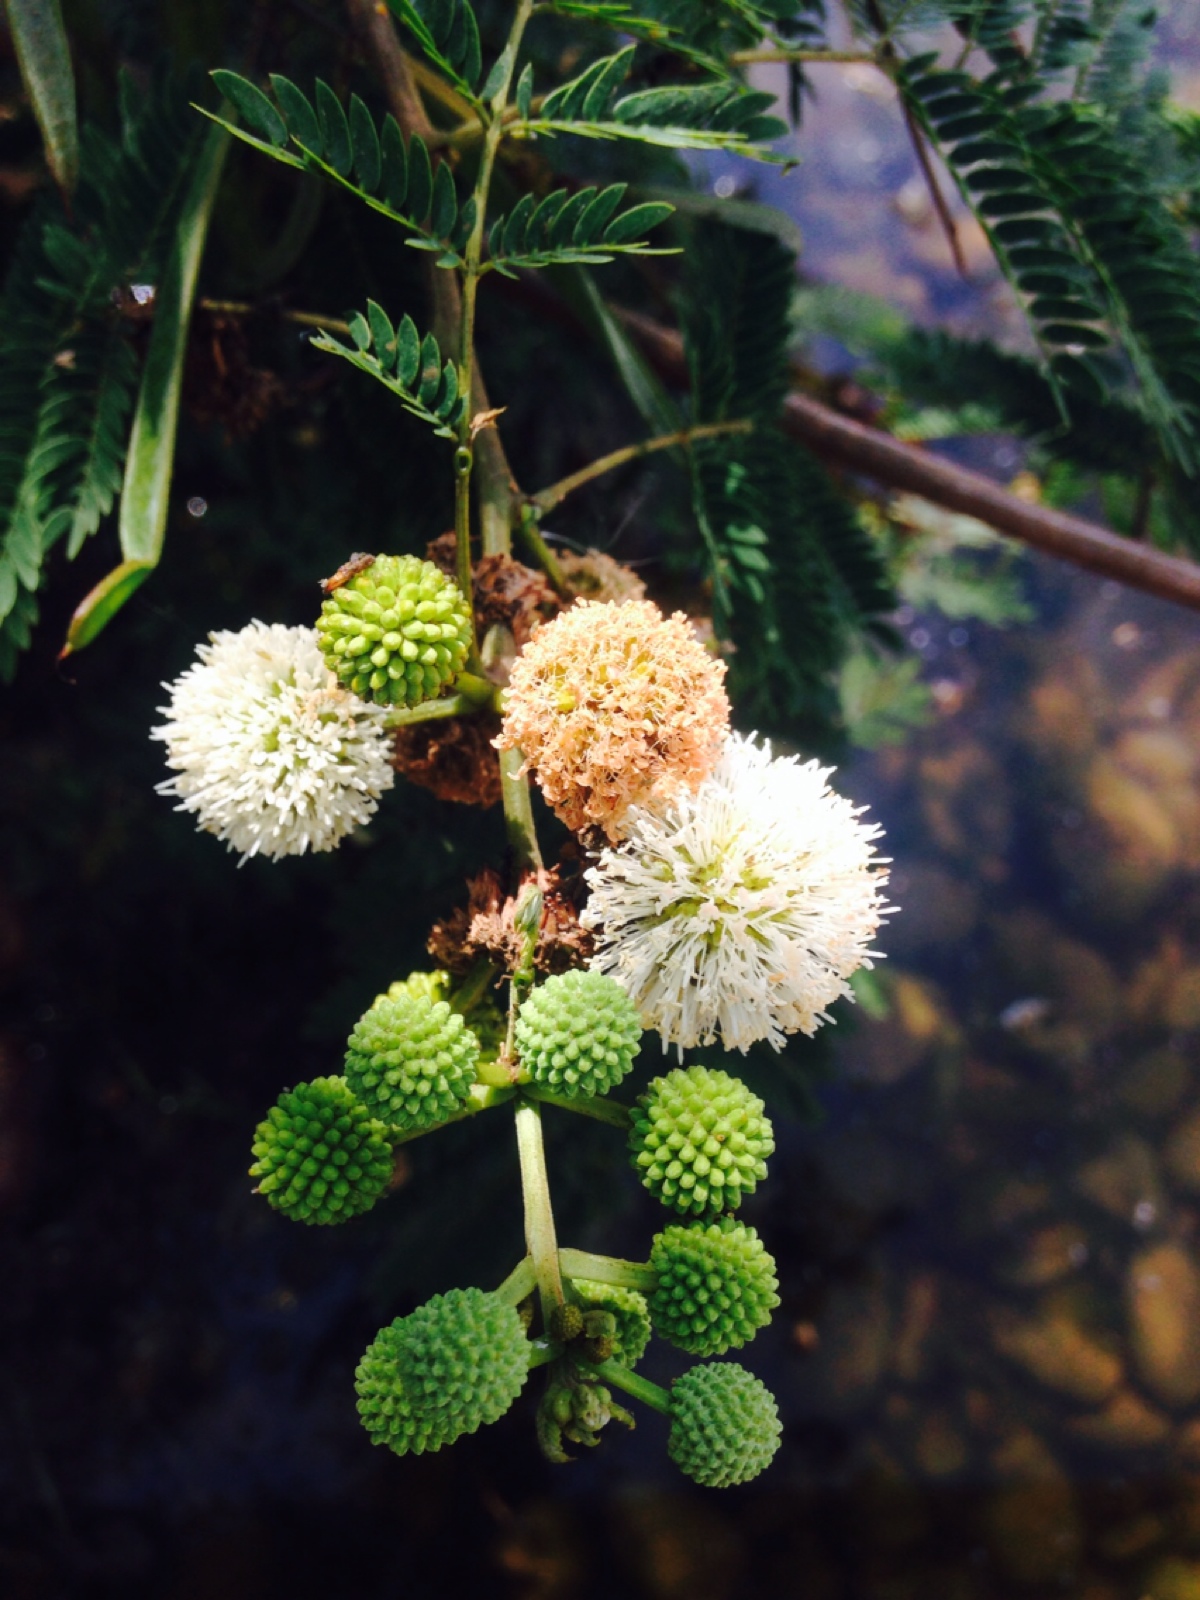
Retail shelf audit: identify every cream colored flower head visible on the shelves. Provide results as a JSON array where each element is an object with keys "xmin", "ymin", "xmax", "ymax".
[
  {"xmin": 496, "ymin": 598, "xmax": 729, "ymax": 839},
  {"xmin": 153, "ymin": 621, "xmax": 395, "ymax": 862},
  {"xmin": 582, "ymin": 731, "xmax": 891, "ymax": 1053}
]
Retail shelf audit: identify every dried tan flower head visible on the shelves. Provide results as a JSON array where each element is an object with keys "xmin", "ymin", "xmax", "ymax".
[
  {"xmin": 496, "ymin": 598, "xmax": 730, "ymax": 839},
  {"xmin": 427, "ymin": 866, "xmax": 593, "ymax": 976}
]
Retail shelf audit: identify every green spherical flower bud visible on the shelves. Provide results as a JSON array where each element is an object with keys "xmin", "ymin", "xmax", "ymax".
[
  {"xmin": 383, "ymin": 970, "xmax": 452, "ymax": 1006},
  {"xmin": 629, "ymin": 1065, "xmax": 774, "ymax": 1216},
  {"xmin": 345, "ymin": 990, "xmax": 480, "ymax": 1133},
  {"xmin": 515, "ymin": 970, "xmax": 642, "ymax": 1099},
  {"xmin": 385, "ymin": 972, "xmax": 506, "ymax": 1075},
  {"xmin": 250, "ymin": 1076, "xmax": 393, "ymax": 1225},
  {"xmin": 572, "ymin": 1280, "xmax": 652, "ymax": 1367},
  {"xmin": 649, "ymin": 1219, "xmax": 779, "ymax": 1356},
  {"xmin": 668, "ymin": 1362, "xmax": 782, "ymax": 1487},
  {"xmin": 356, "ymin": 1287, "xmax": 530, "ymax": 1455},
  {"xmin": 317, "ymin": 554, "xmax": 472, "ymax": 707}
]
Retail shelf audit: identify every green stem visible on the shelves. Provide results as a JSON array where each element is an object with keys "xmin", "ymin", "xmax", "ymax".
[
  {"xmin": 527, "ymin": 1336, "xmax": 563, "ymax": 1370},
  {"xmin": 499, "ymin": 747, "xmax": 542, "ymax": 872},
  {"xmin": 516, "ymin": 506, "xmax": 569, "ymax": 595},
  {"xmin": 558, "ymin": 1247, "xmax": 657, "ymax": 1294},
  {"xmin": 455, "ymin": 0, "xmax": 537, "ymax": 566},
  {"xmin": 495, "ymin": 1255, "xmax": 537, "ymax": 1307},
  {"xmin": 527, "ymin": 420, "xmax": 754, "ymax": 514},
  {"xmin": 384, "ymin": 693, "xmax": 471, "ymax": 728},
  {"xmin": 389, "ymin": 1082, "xmax": 513, "ymax": 1146},
  {"xmin": 522, "ymin": 1084, "xmax": 633, "ymax": 1130},
  {"xmin": 514, "ymin": 1099, "xmax": 564, "ymax": 1325},
  {"xmin": 589, "ymin": 1358, "xmax": 672, "ymax": 1416}
]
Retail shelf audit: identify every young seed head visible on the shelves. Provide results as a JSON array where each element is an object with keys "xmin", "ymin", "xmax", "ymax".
[
  {"xmin": 317, "ymin": 553, "xmax": 472, "ymax": 707},
  {"xmin": 649, "ymin": 1218, "xmax": 779, "ymax": 1356},
  {"xmin": 629, "ymin": 1065, "xmax": 774, "ymax": 1216},
  {"xmin": 345, "ymin": 990, "xmax": 480, "ymax": 1133},
  {"xmin": 356, "ymin": 1287, "xmax": 530, "ymax": 1455},
  {"xmin": 250, "ymin": 1076, "xmax": 393, "ymax": 1225},
  {"xmin": 668, "ymin": 1362, "xmax": 782, "ymax": 1487},
  {"xmin": 515, "ymin": 969, "xmax": 642, "ymax": 1098}
]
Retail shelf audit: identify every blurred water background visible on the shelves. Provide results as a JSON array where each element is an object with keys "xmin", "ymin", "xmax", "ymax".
[{"xmin": 3, "ymin": 7, "xmax": 1200, "ymax": 1599}]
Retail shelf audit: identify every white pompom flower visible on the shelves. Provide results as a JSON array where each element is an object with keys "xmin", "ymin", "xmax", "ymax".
[
  {"xmin": 581, "ymin": 732, "xmax": 891, "ymax": 1053},
  {"xmin": 153, "ymin": 621, "xmax": 395, "ymax": 862}
]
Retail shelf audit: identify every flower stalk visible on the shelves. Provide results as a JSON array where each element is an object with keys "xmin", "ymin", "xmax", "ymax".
[{"xmin": 514, "ymin": 1098, "xmax": 565, "ymax": 1325}]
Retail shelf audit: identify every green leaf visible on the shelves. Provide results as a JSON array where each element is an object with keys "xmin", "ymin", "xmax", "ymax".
[
  {"xmin": 397, "ymin": 314, "xmax": 421, "ymax": 386},
  {"xmin": 315, "ymin": 80, "xmax": 352, "ymax": 175},
  {"xmin": 211, "ymin": 69, "xmax": 287, "ymax": 147},
  {"xmin": 407, "ymin": 135, "xmax": 432, "ymax": 221},
  {"xmin": 111, "ymin": 125, "xmax": 229, "ymax": 592},
  {"xmin": 381, "ymin": 114, "xmax": 408, "ymax": 209},
  {"xmin": 603, "ymin": 200, "xmax": 673, "ymax": 243},
  {"xmin": 270, "ymin": 74, "xmax": 322, "ymax": 154},
  {"xmin": 349, "ymin": 93, "xmax": 381, "ymax": 191},
  {"xmin": 5, "ymin": 0, "xmax": 78, "ymax": 193},
  {"xmin": 429, "ymin": 160, "xmax": 457, "ymax": 237},
  {"xmin": 516, "ymin": 63, "xmax": 533, "ymax": 120},
  {"xmin": 62, "ymin": 557, "xmax": 153, "ymax": 654}
]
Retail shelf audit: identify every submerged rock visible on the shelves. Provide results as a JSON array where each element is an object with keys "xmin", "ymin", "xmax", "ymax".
[
  {"xmin": 989, "ymin": 1302, "xmax": 1122, "ymax": 1405},
  {"xmin": 1066, "ymin": 1388, "xmax": 1171, "ymax": 1452},
  {"xmin": 1127, "ymin": 1242, "xmax": 1200, "ymax": 1409},
  {"xmin": 982, "ymin": 1428, "xmax": 1083, "ymax": 1586}
]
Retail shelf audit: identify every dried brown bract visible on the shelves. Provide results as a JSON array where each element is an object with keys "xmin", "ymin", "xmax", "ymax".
[
  {"xmin": 428, "ymin": 865, "xmax": 593, "ymax": 977},
  {"xmin": 391, "ymin": 715, "xmax": 504, "ymax": 809},
  {"xmin": 474, "ymin": 553, "xmax": 560, "ymax": 647},
  {"xmin": 559, "ymin": 548, "xmax": 646, "ymax": 605}
]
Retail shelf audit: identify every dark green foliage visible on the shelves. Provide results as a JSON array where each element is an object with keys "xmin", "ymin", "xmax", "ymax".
[
  {"xmin": 0, "ymin": 74, "xmax": 204, "ymax": 678},
  {"xmin": 387, "ymin": 0, "xmax": 485, "ymax": 99},
  {"xmin": 681, "ymin": 225, "xmax": 894, "ymax": 737},
  {"xmin": 208, "ymin": 73, "xmax": 470, "ymax": 260},
  {"xmin": 486, "ymin": 185, "xmax": 676, "ymax": 274},
  {"xmin": 527, "ymin": 45, "xmax": 788, "ymax": 154},
  {"xmin": 895, "ymin": 51, "xmax": 1200, "ymax": 485},
  {"xmin": 312, "ymin": 306, "xmax": 468, "ymax": 438}
]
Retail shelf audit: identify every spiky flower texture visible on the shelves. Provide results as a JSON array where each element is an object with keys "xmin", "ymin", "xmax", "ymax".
[
  {"xmin": 250, "ymin": 1077, "xmax": 393, "ymax": 1224},
  {"xmin": 584, "ymin": 732, "xmax": 890, "ymax": 1052},
  {"xmin": 668, "ymin": 1362, "xmax": 782, "ymax": 1487},
  {"xmin": 317, "ymin": 554, "xmax": 472, "ymax": 707},
  {"xmin": 345, "ymin": 990, "xmax": 480, "ymax": 1133},
  {"xmin": 153, "ymin": 622, "xmax": 395, "ymax": 861},
  {"xmin": 515, "ymin": 970, "xmax": 642, "ymax": 1098},
  {"xmin": 650, "ymin": 1219, "xmax": 779, "ymax": 1355},
  {"xmin": 356, "ymin": 1287, "xmax": 530, "ymax": 1455},
  {"xmin": 629, "ymin": 1065, "xmax": 774, "ymax": 1216},
  {"xmin": 497, "ymin": 598, "xmax": 730, "ymax": 839}
]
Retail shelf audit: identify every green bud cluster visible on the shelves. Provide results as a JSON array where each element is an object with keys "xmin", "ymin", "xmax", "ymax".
[
  {"xmin": 250, "ymin": 1076, "xmax": 393, "ymax": 1225},
  {"xmin": 317, "ymin": 554, "xmax": 472, "ymax": 706},
  {"xmin": 383, "ymin": 970, "xmax": 452, "ymax": 1006},
  {"xmin": 515, "ymin": 970, "xmax": 642, "ymax": 1099},
  {"xmin": 345, "ymin": 989, "xmax": 479, "ymax": 1133},
  {"xmin": 668, "ymin": 1362, "xmax": 782, "ymax": 1487},
  {"xmin": 649, "ymin": 1219, "xmax": 779, "ymax": 1356},
  {"xmin": 629, "ymin": 1065, "xmax": 774, "ymax": 1216},
  {"xmin": 356, "ymin": 1287, "xmax": 530, "ymax": 1455},
  {"xmin": 572, "ymin": 1280, "xmax": 652, "ymax": 1367}
]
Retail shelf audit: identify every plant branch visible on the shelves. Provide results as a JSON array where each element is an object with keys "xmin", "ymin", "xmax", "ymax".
[
  {"xmin": 616, "ymin": 306, "xmax": 1200, "ymax": 613},
  {"xmin": 495, "ymin": 1255, "xmax": 538, "ymax": 1306},
  {"xmin": 522, "ymin": 1084, "xmax": 633, "ymax": 1129},
  {"xmin": 899, "ymin": 97, "xmax": 968, "ymax": 279},
  {"xmin": 730, "ymin": 47, "xmax": 880, "ymax": 64},
  {"xmin": 559, "ymin": 1247, "xmax": 657, "ymax": 1293},
  {"xmin": 198, "ymin": 298, "xmax": 351, "ymax": 334},
  {"xmin": 528, "ymin": 421, "xmax": 754, "ymax": 514},
  {"xmin": 514, "ymin": 1098, "xmax": 565, "ymax": 1325},
  {"xmin": 588, "ymin": 1357, "xmax": 672, "ymax": 1416}
]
